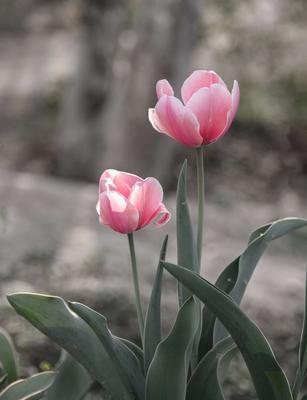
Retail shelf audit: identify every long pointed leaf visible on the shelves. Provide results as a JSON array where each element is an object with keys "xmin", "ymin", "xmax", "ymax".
[
  {"xmin": 187, "ymin": 337, "xmax": 236, "ymax": 400},
  {"xmin": 146, "ymin": 297, "xmax": 199, "ymax": 400},
  {"xmin": 69, "ymin": 302, "xmax": 145, "ymax": 400},
  {"xmin": 0, "ymin": 371, "xmax": 56, "ymax": 400},
  {"xmin": 0, "ymin": 329, "xmax": 18, "ymax": 384},
  {"xmin": 7, "ymin": 293, "xmax": 132, "ymax": 400},
  {"xmin": 144, "ymin": 235, "xmax": 168, "ymax": 373},
  {"xmin": 176, "ymin": 160, "xmax": 198, "ymax": 306},
  {"xmin": 47, "ymin": 353, "xmax": 92, "ymax": 400},
  {"xmin": 162, "ymin": 261, "xmax": 293, "ymax": 400}
]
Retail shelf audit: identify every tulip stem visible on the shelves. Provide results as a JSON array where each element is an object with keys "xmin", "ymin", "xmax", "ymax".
[
  {"xmin": 196, "ymin": 146, "xmax": 205, "ymax": 268},
  {"xmin": 127, "ymin": 232, "xmax": 144, "ymax": 345}
]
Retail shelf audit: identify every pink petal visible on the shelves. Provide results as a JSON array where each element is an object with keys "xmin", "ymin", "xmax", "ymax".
[
  {"xmin": 224, "ymin": 80, "xmax": 240, "ymax": 133},
  {"xmin": 129, "ymin": 177, "xmax": 164, "ymax": 228},
  {"xmin": 100, "ymin": 169, "xmax": 142, "ymax": 197},
  {"xmin": 99, "ymin": 191, "xmax": 139, "ymax": 234},
  {"xmin": 206, "ymin": 84, "xmax": 232, "ymax": 143},
  {"xmin": 153, "ymin": 95, "xmax": 203, "ymax": 147},
  {"xmin": 152, "ymin": 203, "xmax": 171, "ymax": 226},
  {"xmin": 148, "ymin": 108, "xmax": 164, "ymax": 133},
  {"xmin": 181, "ymin": 70, "xmax": 227, "ymax": 104},
  {"xmin": 156, "ymin": 79, "xmax": 174, "ymax": 99},
  {"xmin": 186, "ymin": 87, "xmax": 210, "ymax": 139}
]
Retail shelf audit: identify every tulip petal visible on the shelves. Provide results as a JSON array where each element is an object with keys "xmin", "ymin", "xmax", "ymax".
[
  {"xmin": 148, "ymin": 108, "xmax": 164, "ymax": 133},
  {"xmin": 156, "ymin": 79, "xmax": 174, "ymax": 99},
  {"xmin": 152, "ymin": 203, "xmax": 171, "ymax": 226},
  {"xmin": 181, "ymin": 70, "xmax": 227, "ymax": 104},
  {"xmin": 186, "ymin": 87, "xmax": 210, "ymax": 139},
  {"xmin": 100, "ymin": 169, "xmax": 142, "ymax": 197},
  {"xmin": 99, "ymin": 191, "xmax": 139, "ymax": 234},
  {"xmin": 153, "ymin": 95, "xmax": 203, "ymax": 147},
  {"xmin": 224, "ymin": 80, "xmax": 240, "ymax": 132},
  {"xmin": 129, "ymin": 177, "xmax": 165, "ymax": 228}
]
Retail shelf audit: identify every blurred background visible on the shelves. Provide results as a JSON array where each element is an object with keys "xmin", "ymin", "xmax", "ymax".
[{"xmin": 1, "ymin": 0, "xmax": 307, "ymax": 398}]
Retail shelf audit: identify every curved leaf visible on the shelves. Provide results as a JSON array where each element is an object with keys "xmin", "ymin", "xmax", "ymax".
[
  {"xmin": 7, "ymin": 293, "xmax": 132, "ymax": 400},
  {"xmin": 0, "ymin": 371, "xmax": 56, "ymax": 400},
  {"xmin": 162, "ymin": 261, "xmax": 293, "ymax": 400},
  {"xmin": 146, "ymin": 297, "xmax": 199, "ymax": 400},
  {"xmin": 47, "ymin": 353, "xmax": 92, "ymax": 400},
  {"xmin": 0, "ymin": 328, "xmax": 18, "ymax": 383},
  {"xmin": 199, "ymin": 218, "xmax": 307, "ymax": 356},
  {"xmin": 69, "ymin": 301, "xmax": 145, "ymax": 400},
  {"xmin": 186, "ymin": 337, "xmax": 236, "ymax": 400},
  {"xmin": 144, "ymin": 235, "xmax": 168, "ymax": 373}
]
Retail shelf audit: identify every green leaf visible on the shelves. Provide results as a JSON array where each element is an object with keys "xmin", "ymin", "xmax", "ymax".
[
  {"xmin": 299, "ymin": 268, "xmax": 307, "ymax": 375},
  {"xmin": 119, "ymin": 339, "xmax": 144, "ymax": 373},
  {"xmin": 199, "ymin": 218, "xmax": 307, "ymax": 356},
  {"xmin": 144, "ymin": 235, "xmax": 168, "ymax": 373},
  {"xmin": 47, "ymin": 353, "xmax": 92, "ymax": 400},
  {"xmin": 186, "ymin": 337, "xmax": 236, "ymax": 400},
  {"xmin": 176, "ymin": 160, "xmax": 198, "ymax": 306},
  {"xmin": 199, "ymin": 258, "xmax": 238, "ymax": 357},
  {"xmin": 7, "ymin": 293, "xmax": 133, "ymax": 400},
  {"xmin": 69, "ymin": 302, "xmax": 145, "ymax": 400},
  {"xmin": 0, "ymin": 371, "xmax": 56, "ymax": 400},
  {"xmin": 176, "ymin": 160, "xmax": 202, "ymax": 372},
  {"xmin": 146, "ymin": 297, "xmax": 199, "ymax": 400},
  {"xmin": 291, "ymin": 268, "xmax": 307, "ymax": 400},
  {"xmin": 0, "ymin": 376, "xmax": 8, "ymax": 392},
  {"xmin": 0, "ymin": 328, "xmax": 18, "ymax": 383},
  {"xmin": 162, "ymin": 261, "xmax": 293, "ymax": 400}
]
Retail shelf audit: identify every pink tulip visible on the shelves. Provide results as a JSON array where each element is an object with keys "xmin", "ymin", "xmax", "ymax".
[
  {"xmin": 97, "ymin": 169, "xmax": 171, "ymax": 234},
  {"xmin": 148, "ymin": 70, "xmax": 240, "ymax": 147}
]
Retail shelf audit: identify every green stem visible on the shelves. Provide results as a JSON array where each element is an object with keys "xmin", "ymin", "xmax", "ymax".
[
  {"xmin": 127, "ymin": 233, "xmax": 144, "ymax": 345},
  {"xmin": 196, "ymin": 146, "xmax": 205, "ymax": 268}
]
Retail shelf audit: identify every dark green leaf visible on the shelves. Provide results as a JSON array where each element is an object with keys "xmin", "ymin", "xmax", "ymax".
[
  {"xmin": 0, "ymin": 328, "xmax": 18, "ymax": 384},
  {"xmin": 7, "ymin": 293, "xmax": 133, "ymax": 400},
  {"xmin": 69, "ymin": 302, "xmax": 145, "ymax": 400},
  {"xmin": 0, "ymin": 376, "xmax": 7, "ymax": 392},
  {"xmin": 187, "ymin": 337, "xmax": 236, "ymax": 400},
  {"xmin": 47, "ymin": 353, "xmax": 92, "ymax": 400},
  {"xmin": 0, "ymin": 371, "xmax": 56, "ymax": 400},
  {"xmin": 162, "ymin": 261, "xmax": 293, "ymax": 400},
  {"xmin": 146, "ymin": 297, "xmax": 199, "ymax": 400},
  {"xmin": 144, "ymin": 235, "xmax": 168, "ymax": 373},
  {"xmin": 176, "ymin": 160, "xmax": 198, "ymax": 306}
]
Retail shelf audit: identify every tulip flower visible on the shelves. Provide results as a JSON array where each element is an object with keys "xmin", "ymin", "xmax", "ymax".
[
  {"xmin": 97, "ymin": 169, "xmax": 170, "ymax": 234},
  {"xmin": 148, "ymin": 70, "xmax": 240, "ymax": 147},
  {"xmin": 97, "ymin": 169, "xmax": 170, "ymax": 343}
]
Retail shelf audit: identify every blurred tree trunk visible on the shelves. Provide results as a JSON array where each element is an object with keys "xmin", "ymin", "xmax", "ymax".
[{"xmin": 56, "ymin": 0, "xmax": 201, "ymax": 185}]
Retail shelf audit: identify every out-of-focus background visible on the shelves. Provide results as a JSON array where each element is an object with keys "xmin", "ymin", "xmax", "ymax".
[{"xmin": 1, "ymin": 0, "xmax": 307, "ymax": 398}]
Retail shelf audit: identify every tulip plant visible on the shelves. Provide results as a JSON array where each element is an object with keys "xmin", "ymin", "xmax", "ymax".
[{"xmin": 1, "ymin": 70, "xmax": 307, "ymax": 400}]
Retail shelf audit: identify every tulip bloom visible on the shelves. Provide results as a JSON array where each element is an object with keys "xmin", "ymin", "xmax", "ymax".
[
  {"xmin": 97, "ymin": 169, "xmax": 170, "ymax": 234},
  {"xmin": 148, "ymin": 70, "xmax": 240, "ymax": 147}
]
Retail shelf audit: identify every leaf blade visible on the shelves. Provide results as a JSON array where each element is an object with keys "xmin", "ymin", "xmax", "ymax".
[
  {"xmin": 0, "ymin": 328, "xmax": 18, "ymax": 384},
  {"xmin": 162, "ymin": 261, "xmax": 293, "ymax": 400},
  {"xmin": 0, "ymin": 371, "xmax": 56, "ymax": 400},
  {"xmin": 7, "ymin": 293, "xmax": 131, "ymax": 400},
  {"xmin": 144, "ymin": 235, "xmax": 168, "ymax": 373},
  {"xmin": 146, "ymin": 297, "xmax": 199, "ymax": 400}
]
